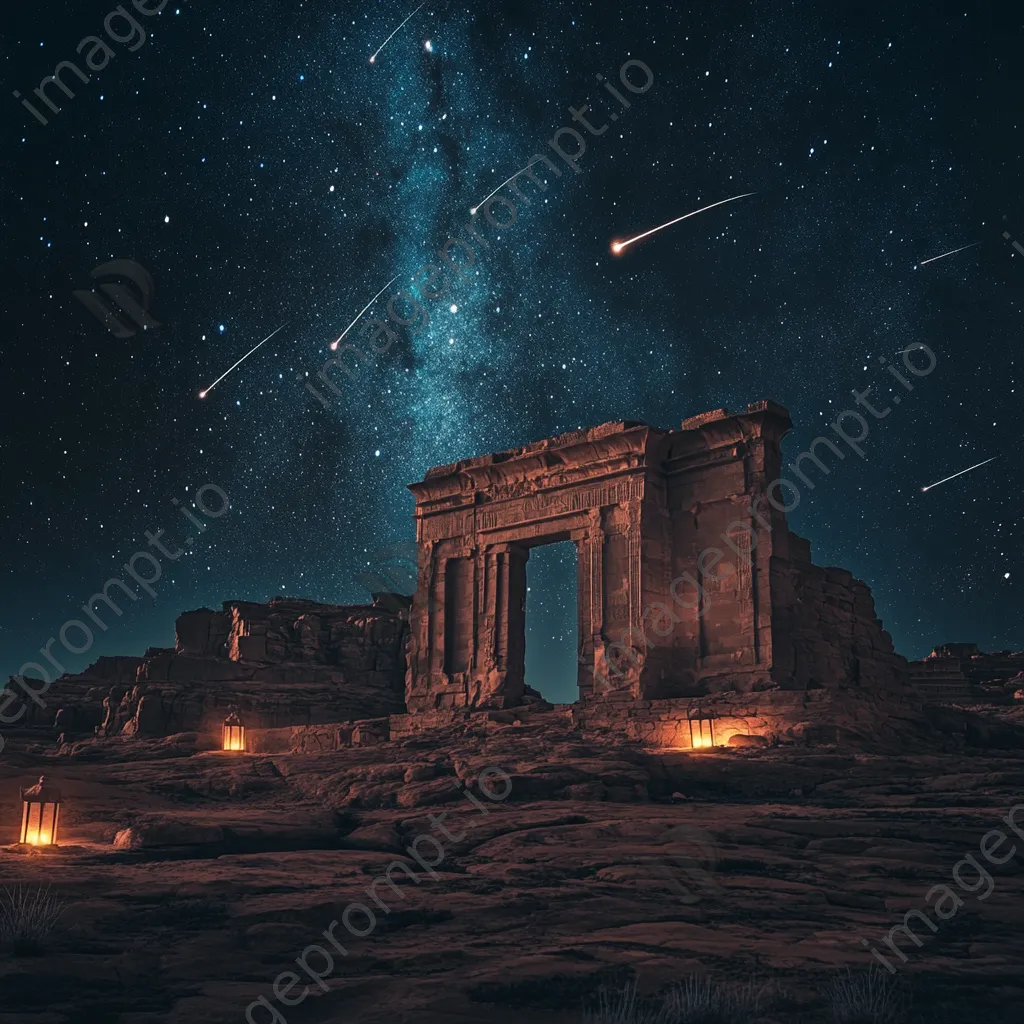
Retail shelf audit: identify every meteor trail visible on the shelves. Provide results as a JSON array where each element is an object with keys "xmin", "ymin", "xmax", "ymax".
[
  {"xmin": 921, "ymin": 456, "xmax": 997, "ymax": 492},
  {"xmin": 199, "ymin": 322, "xmax": 288, "ymax": 398},
  {"xmin": 369, "ymin": 2, "xmax": 426, "ymax": 64},
  {"xmin": 918, "ymin": 242, "xmax": 980, "ymax": 266},
  {"xmin": 330, "ymin": 276, "xmax": 399, "ymax": 351},
  {"xmin": 611, "ymin": 192, "xmax": 757, "ymax": 255},
  {"xmin": 471, "ymin": 157, "xmax": 547, "ymax": 215}
]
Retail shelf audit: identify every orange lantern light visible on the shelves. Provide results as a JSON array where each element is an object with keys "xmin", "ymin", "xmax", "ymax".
[
  {"xmin": 20, "ymin": 776, "xmax": 61, "ymax": 846},
  {"xmin": 688, "ymin": 714, "xmax": 716, "ymax": 750},
  {"xmin": 222, "ymin": 711, "xmax": 245, "ymax": 752}
]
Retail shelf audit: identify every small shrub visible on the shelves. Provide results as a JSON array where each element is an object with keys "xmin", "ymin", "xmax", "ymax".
[
  {"xmin": 0, "ymin": 885, "xmax": 67, "ymax": 955},
  {"xmin": 829, "ymin": 967, "xmax": 909, "ymax": 1024},
  {"xmin": 661, "ymin": 975, "xmax": 764, "ymax": 1023},
  {"xmin": 584, "ymin": 980, "xmax": 662, "ymax": 1024}
]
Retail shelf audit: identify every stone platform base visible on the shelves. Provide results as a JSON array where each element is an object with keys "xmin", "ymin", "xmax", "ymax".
[
  {"xmin": 387, "ymin": 686, "xmax": 938, "ymax": 754},
  {"xmin": 246, "ymin": 716, "xmax": 392, "ymax": 754}
]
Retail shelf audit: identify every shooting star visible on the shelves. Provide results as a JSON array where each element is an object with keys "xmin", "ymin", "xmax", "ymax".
[
  {"xmin": 369, "ymin": 1, "xmax": 426, "ymax": 64},
  {"xmin": 921, "ymin": 456, "xmax": 998, "ymax": 492},
  {"xmin": 199, "ymin": 322, "xmax": 288, "ymax": 398},
  {"xmin": 918, "ymin": 242, "xmax": 980, "ymax": 266},
  {"xmin": 471, "ymin": 157, "xmax": 548, "ymax": 215},
  {"xmin": 330, "ymin": 276, "xmax": 399, "ymax": 351},
  {"xmin": 611, "ymin": 192, "xmax": 757, "ymax": 255}
]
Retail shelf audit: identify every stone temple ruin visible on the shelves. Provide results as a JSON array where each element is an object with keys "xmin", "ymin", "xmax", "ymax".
[
  {"xmin": 19, "ymin": 402, "xmax": 929, "ymax": 754},
  {"xmin": 405, "ymin": 401, "xmax": 909, "ymax": 715},
  {"xmin": 910, "ymin": 643, "xmax": 1024, "ymax": 703}
]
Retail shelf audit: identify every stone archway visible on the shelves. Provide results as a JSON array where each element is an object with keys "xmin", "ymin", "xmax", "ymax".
[{"xmin": 405, "ymin": 401, "xmax": 909, "ymax": 716}]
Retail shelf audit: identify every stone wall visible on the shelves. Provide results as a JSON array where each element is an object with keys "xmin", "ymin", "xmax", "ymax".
[
  {"xmin": 570, "ymin": 690, "xmax": 926, "ymax": 751},
  {"xmin": 910, "ymin": 644, "xmax": 1024, "ymax": 703},
  {"xmin": 385, "ymin": 686, "xmax": 930, "ymax": 753},
  {"xmin": 405, "ymin": 402, "xmax": 912, "ymax": 715},
  {"xmin": 175, "ymin": 595, "xmax": 408, "ymax": 668},
  {"xmin": 770, "ymin": 549, "xmax": 909, "ymax": 698},
  {"xmin": 246, "ymin": 717, "xmax": 391, "ymax": 754}
]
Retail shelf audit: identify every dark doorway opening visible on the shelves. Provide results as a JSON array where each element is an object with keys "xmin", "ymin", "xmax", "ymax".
[{"xmin": 523, "ymin": 541, "xmax": 579, "ymax": 704}]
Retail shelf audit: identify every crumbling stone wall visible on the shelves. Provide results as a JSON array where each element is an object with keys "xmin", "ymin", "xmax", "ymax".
[
  {"xmin": 406, "ymin": 401, "xmax": 911, "ymax": 714},
  {"xmin": 910, "ymin": 645, "xmax": 1024, "ymax": 702},
  {"xmin": 770, "ymin": 549, "xmax": 908, "ymax": 698}
]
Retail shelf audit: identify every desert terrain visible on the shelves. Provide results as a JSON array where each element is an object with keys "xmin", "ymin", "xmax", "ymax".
[{"xmin": 3, "ymin": 708, "xmax": 1023, "ymax": 1024}]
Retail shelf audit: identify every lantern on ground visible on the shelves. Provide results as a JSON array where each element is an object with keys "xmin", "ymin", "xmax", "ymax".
[
  {"xmin": 20, "ymin": 776, "xmax": 61, "ymax": 846},
  {"xmin": 688, "ymin": 713, "xmax": 716, "ymax": 749},
  {"xmin": 222, "ymin": 711, "xmax": 245, "ymax": 752}
]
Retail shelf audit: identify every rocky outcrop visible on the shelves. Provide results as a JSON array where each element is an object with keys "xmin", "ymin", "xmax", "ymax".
[
  {"xmin": 175, "ymin": 595, "xmax": 409, "ymax": 667},
  {"xmin": 44, "ymin": 597, "xmax": 409, "ymax": 743},
  {"xmin": 911, "ymin": 643, "xmax": 1024, "ymax": 703},
  {"xmin": 15, "ymin": 655, "xmax": 145, "ymax": 733}
]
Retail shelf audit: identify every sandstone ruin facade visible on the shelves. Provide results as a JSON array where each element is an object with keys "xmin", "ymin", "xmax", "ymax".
[{"xmin": 405, "ymin": 401, "xmax": 910, "ymax": 714}]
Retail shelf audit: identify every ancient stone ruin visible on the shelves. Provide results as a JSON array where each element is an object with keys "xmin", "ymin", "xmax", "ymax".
[
  {"xmin": 405, "ymin": 401, "xmax": 910, "ymax": 720},
  {"xmin": 16, "ymin": 401, "xmax": 934, "ymax": 754},
  {"xmin": 41, "ymin": 597, "xmax": 409, "ymax": 746},
  {"xmin": 911, "ymin": 643, "xmax": 1024, "ymax": 703}
]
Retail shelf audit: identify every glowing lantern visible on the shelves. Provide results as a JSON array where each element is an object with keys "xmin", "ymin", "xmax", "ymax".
[
  {"xmin": 688, "ymin": 714, "xmax": 716, "ymax": 750},
  {"xmin": 222, "ymin": 711, "xmax": 245, "ymax": 752},
  {"xmin": 19, "ymin": 776, "xmax": 61, "ymax": 846}
]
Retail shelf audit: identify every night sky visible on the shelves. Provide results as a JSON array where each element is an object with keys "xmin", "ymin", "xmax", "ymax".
[{"xmin": 3, "ymin": 0, "xmax": 1022, "ymax": 703}]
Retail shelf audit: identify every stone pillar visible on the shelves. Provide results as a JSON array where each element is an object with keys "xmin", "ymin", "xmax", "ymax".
[
  {"xmin": 574, "ymin": 512, "xmax": 604, "ymax": 698},
  {"xmin": 590, "ymin": 502, "xmax": 649, "ymax": 698},
  {"xmin": 481, "ymin": 543, "xmax": 529, "ymax": 707}
]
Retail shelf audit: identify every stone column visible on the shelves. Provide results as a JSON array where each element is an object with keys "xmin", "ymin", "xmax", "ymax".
[
  {"xmin": 574, "ymin": 511, "xmax": 605, "ymax": 699},
  {"xmin": 483, "ymin": 543, "xmax": 529, "ymax": 706},
  {"xmin": 625, "ymin": 498, "xmax": 643, "ymax": 642},
  {"xmin": 405, "ymin": 540, "xmax": 437, "ymax": 713}
]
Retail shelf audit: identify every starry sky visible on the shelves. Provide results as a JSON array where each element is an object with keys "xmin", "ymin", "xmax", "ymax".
[{"xmin": 3, "ymin": 0, "xmax": 1023, "ymax": 703}]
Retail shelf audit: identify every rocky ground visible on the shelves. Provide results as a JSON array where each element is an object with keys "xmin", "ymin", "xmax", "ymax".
[{"xmin": 2, "ymin": 711, "xmax": 1023, "ymax": 1024}]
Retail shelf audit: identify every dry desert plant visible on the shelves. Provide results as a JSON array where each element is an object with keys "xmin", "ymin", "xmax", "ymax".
[
  {"xmin": 583, "ymin": 980, "xmax": 663, "ymax": 1024},
  {"xmin": 0, "ymin": 884, "xmax": 67, "ymax": 955},
  {"xmin": 661, "ymin": 975, "xmax": 765, "ymax": 1024},
  {"xmin": 829, "ymin": 967, "xmax": 909, "ymax": 1024}
]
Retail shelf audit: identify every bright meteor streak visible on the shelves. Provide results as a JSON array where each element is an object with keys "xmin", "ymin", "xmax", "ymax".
[
  {"xmin": 199, "ymin": 322, "xmax": 289, "ymax": 398},
  {"xmin": 471, "ymin": 157, "xmax": 547, "ymax": 215},
  {"xmin": 611, "ymin": 192, "xmax": 757, "ymax": 255},
  {"xmin": 921, "ymin": 456, "xmax": 997, "ymax": 492},
  {"xmin": 330, "ymin": 276, "xmax": 399, "ymax": 351},
  {"xmin": 918, "ymin": 242, "xmax": 980, "ymax": 266},
  {"xmin": 369, "ymin": 2, "xmax": 426, "ymax": 64}
]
